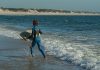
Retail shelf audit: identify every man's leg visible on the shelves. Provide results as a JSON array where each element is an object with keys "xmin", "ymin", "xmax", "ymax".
[
  {"xmin": 30, "ymin": 41, "xmax": 36, "ymax": 57},
  {"xmin": 37, "ymin": 40, "xmax": 46, "ymax": 58}
]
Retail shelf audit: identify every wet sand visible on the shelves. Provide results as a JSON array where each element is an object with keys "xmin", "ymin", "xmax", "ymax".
[{"xmin": 0, "ymin": 35, "xmax": 85, "ymax": 70}]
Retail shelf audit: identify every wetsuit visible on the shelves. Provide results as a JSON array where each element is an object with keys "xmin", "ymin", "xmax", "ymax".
[{"xmin": 30, "ymin": 25, "xmax": 45, "ymax": 58}]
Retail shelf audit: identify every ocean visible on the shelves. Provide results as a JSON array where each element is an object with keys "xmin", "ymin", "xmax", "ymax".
[{"xmin": 0, "ymin": 15, "xmax": 100, "ymax": 70}]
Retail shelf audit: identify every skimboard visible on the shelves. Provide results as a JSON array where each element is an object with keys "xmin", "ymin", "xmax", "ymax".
[{"xmin": 20, "ymin": 30, "xmax": 32, "ymax": 41}]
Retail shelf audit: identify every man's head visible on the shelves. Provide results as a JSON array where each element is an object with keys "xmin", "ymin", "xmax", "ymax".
[{"xmin": 32, "ymin": 20, "xmax": 38, "ymax": 26}]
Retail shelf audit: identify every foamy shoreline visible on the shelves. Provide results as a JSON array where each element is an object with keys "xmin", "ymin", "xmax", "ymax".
[{"xmin": 0, "ymin": 9, "xmax": 100, "ymax": 16}]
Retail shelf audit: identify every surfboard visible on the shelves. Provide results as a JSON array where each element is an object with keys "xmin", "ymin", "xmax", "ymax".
[{"xmin": 20, "ymin": 30, "xmax": 32, "ymax": 41}]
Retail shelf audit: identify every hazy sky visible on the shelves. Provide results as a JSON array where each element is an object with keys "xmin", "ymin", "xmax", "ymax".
[{"xmin": 0, "ymin": 0, "xmax": 100, "ymax": 12}]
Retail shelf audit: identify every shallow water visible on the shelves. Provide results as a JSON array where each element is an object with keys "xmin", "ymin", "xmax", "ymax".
[{"xmin": 0, "ymin": 36, "xmax": 85, "ymax": 70}]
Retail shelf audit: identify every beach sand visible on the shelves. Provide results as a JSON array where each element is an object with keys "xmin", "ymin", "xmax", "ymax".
[
  {"xmin": 0, "ymin": 9, "xmax": 100, "ymax": 16},
  {"xmin": 0, "ymin": 35, "xmax": 85, "ymax": 70}
]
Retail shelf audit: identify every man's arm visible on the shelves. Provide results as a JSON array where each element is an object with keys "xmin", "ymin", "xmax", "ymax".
[
  {"xmin": 28, "ymin": 29, "xmax": 33, "ymax": 39},
  {"xmin": 39, "ymin": 29, "xmax": 42, "ymax": 34}
]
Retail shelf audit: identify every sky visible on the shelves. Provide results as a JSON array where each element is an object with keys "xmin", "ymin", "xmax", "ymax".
[{"xmin": 0, "ymin": 0, "xmax": 100, "ymax": 12}]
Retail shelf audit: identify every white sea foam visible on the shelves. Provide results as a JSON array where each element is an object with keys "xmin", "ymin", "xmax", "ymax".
[
  {"xmin": 42, "ymin": 36, "xmax": 100, "ymax": 70},
  {"xmin": 0, "ymin": 27, "xmax": 21, "ymax": 39}
]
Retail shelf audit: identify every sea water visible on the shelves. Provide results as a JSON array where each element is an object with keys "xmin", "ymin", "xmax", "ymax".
[{"xmin": 0, "ymin": 15, "xmax": 100, "ymax": 70}]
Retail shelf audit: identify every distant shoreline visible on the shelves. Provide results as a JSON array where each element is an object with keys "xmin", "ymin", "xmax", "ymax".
[{"xmin": 0, "ymin": 8, "xmax": 100, "ymax": 16}]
